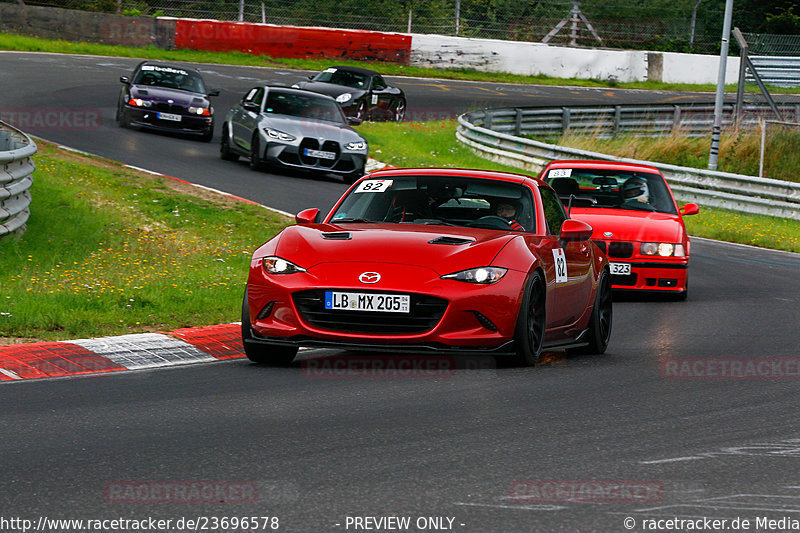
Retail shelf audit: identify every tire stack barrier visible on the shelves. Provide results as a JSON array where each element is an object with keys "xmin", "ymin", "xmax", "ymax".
[{"xmin": 0, "ymin": 121, "xmax": 37, "ymax": 241}]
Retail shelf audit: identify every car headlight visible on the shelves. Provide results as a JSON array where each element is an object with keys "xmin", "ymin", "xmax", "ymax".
[
  {"xmin": 262, "ymin": 256, "xmax": 306, "ymax": 274},
  {"xmin": 641, "ymin": 242, "xmax": 685, "ymax": 257},
  {"xmin": 188, "ymin": 106, "xmax": 211, "ymax": 116},
  {"xmin": 336, "ymin": 93, "xmax": 353, "ymax": 103},
  {"xmin": 264, "ymin": 128, "xmax": 296, "ymax": 142},
  {"xmin": 345, "ymin": 141, "xmax": 366, "ymax": 151},
  {"xmin": 128, "ymin": 98, "xmax": 152, "ymax": 107},
  {"xmin": 442, "ymin": 267, "xmax": 507, "ymax": 284}
]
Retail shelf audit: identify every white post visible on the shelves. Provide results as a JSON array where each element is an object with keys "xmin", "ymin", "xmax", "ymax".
[
  {"xmin": 238, "ymin": 0, "xmax": 244, "ymax": 22},
  {"xmin": 455, "ymin": 0, "xmax": 460, "ymax": 35},
  {"xmin": 408, "ymin": 8, "xmax": 412, "ymax": 33}
]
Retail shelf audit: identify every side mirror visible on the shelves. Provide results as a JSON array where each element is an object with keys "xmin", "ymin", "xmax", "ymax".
[
  {"xmin": 295, "ymin": 208, "xmax": 320, "ymax": 225},
  {"xmin": 347, "ymin": 116, "xmax": 363, "ymax": 126},
  {"xmin": 242, "ymin": 101, "xmax": 260, "ymax": 113},
  {"xmin": 307, "ymin": 75, "xmax": 314, "ymax": 80},
  {"xmin": 560, "ymin": 219, "xmax": 593, "ymax": 242},
  {"xmin": 680, "ymin": 203, "xmax": 699, "ymax": 216},
  {"xmin": 207, "ymin": 89, "xmax": 220, "ymax": 97},
  {"xmin": 120, "ymin": 76, "xmax": 130, "ymax": 84}
]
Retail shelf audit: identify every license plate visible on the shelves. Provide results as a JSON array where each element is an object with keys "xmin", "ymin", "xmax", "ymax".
[
  {"xmin": 304, "ymin": 148, "xmax": 336, "ymax": 160},
  {"xmin": 157, "ymin": 112, "xmax": 182, "ymax": 122},
  {"xmin": 610, "ymin": 262, "xmax": 631, "ymax": 275},
  {"xmin": 325, "ymin": 291, "xmax": 410, "ymax": 313}
]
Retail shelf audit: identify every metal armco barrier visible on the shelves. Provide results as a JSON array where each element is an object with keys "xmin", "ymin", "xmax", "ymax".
[
  {"xmin": 463, "ymin": 103, "xmax": 800, "ymax": 139},
  {"xmin": 748, "ymin": 57, "xmax": 800, "ymax": 88},
  {"xmin": 457, "ymin": 111, "xmax": 800, "ymax": 221},
  {"xmin": 0, "ymin": 121, "xmax": 36, "ymax": 240}
]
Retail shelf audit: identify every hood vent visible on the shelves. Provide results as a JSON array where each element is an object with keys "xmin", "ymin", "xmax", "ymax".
[
  {"xmin": 322, "ymin": 231, "xmax": 352, "ymax": 240},
  {"xmin": 137, "ymin": 89, "xmax": 149, "ymax": 95},
  {"xmin": 191, "ymin": 97, "xmax": 204, "ymax": 104},
  {"xmin": 428, "ymin": 236, "xmax": 475, "ymax": 246}
]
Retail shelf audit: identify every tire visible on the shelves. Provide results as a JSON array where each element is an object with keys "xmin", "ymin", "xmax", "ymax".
[
  {"xmin": 241, "ymin": 288, "xmax": 298, "ymax": 365},
  {"xmin": 117, "ymin": 105, "xmax": 130, "ymax": 128},
  {"xmin": 220, "ymin": 124, "xmax": 238, "ymax": 161},
  {"xmin": 569, "ymin": 268, "xmax": 613, "ymax": 355},
  {"xmin": 249, "ymin": 134, "xmax": 265, "ymax": 171},
  {"xmin": 507, "ymin": 270, "xmax": 546, "ymax": 367},
  {"xmin": 392, "ymin": 98, "xmax": 406, "ymax": 122}
]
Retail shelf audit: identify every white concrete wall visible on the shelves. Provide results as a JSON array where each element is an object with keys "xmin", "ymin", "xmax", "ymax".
[
  {"xmin": 660, "ymin": 51, "xmax": 740, "ymax": 84},
  {"xmin": 410, "ymin": 34, "xmax": 740, "ymax": 85}
]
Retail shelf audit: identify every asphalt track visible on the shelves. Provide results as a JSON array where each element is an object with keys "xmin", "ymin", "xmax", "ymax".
[{"xmin": 2, "ymin": 52, "xmax": 800, "ymax": 532}]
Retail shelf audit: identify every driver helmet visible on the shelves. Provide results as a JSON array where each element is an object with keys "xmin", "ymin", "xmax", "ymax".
[
  {"xmin": 622, "ymin": 177, "xmax": 649, "ymax": 203},
  {"xmin": 495, "ymin": 201, "xmax": 517, "ymax": 219}
]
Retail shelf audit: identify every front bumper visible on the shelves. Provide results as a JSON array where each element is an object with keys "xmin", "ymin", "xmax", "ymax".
[
  {"xmin": 246, "ymin": 261, "xmax": 527, "ymax": 350},
  {"xmin": 125, "ymin": 106, "xmax": 213, "ymax": 136},
  {"xmin": 608, "ymin": 259, "xmax": 688, "ymax": 292},
  {"xmin": 262, "ymin": 138, "xmax": 366, "ymax": 175}
]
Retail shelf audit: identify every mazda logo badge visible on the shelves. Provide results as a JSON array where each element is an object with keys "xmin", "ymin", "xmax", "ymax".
[{"xmin": 359, "ymin": 272, "xmax": 381, "ymax": 284}]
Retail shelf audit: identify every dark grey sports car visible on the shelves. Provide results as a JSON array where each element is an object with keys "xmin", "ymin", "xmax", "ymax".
[
  {"xmin": 293, "ymin": 66, "xmax": 406, "ymax": 122},
  {"xmin": 220, "ymin": 86, "xmax": 368, "ymax": 184},
  {"xmin": 117, "ymin": 61, "xmax": 219, "ymax": 141}
]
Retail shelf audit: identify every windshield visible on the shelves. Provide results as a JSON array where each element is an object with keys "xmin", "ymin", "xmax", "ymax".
[
  {"xmin": 329, "ymin": 175, "xmax": 536, "ymax": 232},
  {"xmin": 545, "ymin": 168, "xmax": 677, "ymax": 214},
  {"xmin": 312, "ymin": 68, "xmax": 370, "ymax": 89},
  {"xmin": 265, "ymin": 90, "xmax": 346, "ymax": 124},
  {"xmin": 134, "ymin": 65, "xmax": 206, "ymax": 94}
]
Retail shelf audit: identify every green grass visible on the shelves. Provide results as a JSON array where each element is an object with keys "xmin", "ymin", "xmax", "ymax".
[
  {"xmin": 359, "ymin": 120, "xmax": 526, "ymax": 171},
  {"xmin": 0, "ymin": 142, "xmax": 291, "ymax": 343},
  {"xmin": 683, "ymin": 206, "xmax": 800, "ymax": 253},
  {"xmin": 4, "ymin": 32, "xmax": 800, "ymax": 94}
]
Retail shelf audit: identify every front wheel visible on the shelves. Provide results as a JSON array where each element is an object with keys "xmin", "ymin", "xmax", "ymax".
[
  {"xmin": 507, "ymin": 270, "xmax": 546, "ymax": 367},
  {"xmin": 220, "ymin": 124, "xmax": 239, "ymax": 161},
  {"xmin": 241, "ymin": 288, "xmax": 298, "ymax": 365},
  {"xmin": 249, "ymin": 134, "xmax": 265, "ymax": 171},
  {"xmin": 569, "ymin": 268, "xmax": 612, "ymax": 355}
]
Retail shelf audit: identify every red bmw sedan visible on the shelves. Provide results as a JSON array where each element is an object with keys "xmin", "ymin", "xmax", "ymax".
[{"xmin": 540, "ymin": 160, "xmax": 699, "ymax": 300}]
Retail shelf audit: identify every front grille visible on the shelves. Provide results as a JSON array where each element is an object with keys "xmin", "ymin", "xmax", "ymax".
[
  {"xmin": 298, "ymin": 138, "xmax": 340, "ymax": 167},
  {"xmin": 608, "ymin": 241, "xmax": 634, "ymax": 258},
  {"xmin": 319, "ymin": 140, "xmax": 340, "ymax": 168},
  {"xmin": 293, "ymin": 289, "xmax": 448, "ymax": 335},
  {"xmin": 299, "ymin": 138, "xmax": 318, "ymax": 165},
  {"xmin": 152, "ymin": 103, "xmax": 184, "ymax": 114}
]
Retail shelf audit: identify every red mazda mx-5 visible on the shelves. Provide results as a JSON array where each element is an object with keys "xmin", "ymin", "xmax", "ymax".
[
  {"xmin": 242, "ymin": 168, "xmax": 612, "ymax": 366},
  {"xmin": 539, "ymin": 160, "xmax": 699, "ymax": 299}
]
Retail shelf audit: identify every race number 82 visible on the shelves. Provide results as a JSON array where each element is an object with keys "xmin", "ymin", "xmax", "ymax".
[{"xmin": 552, "ymin": 248, "xmax": 568, "ymax": 283}]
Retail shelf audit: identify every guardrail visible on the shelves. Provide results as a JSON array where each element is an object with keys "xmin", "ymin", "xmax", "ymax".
[
  {"xmin": 457, "ymin": 109, "xmax": 800, "ymax": 221},
  {"xmin": 464, "ymin": 103, "xmax": 800, "ymax": 139},
  {"xmin": 0, "ymin": 121, "xmax": 36, "ymax": 240},
  {"xmin": 749, "ymin": 56, "xmax": 800, "ymax": 88}
]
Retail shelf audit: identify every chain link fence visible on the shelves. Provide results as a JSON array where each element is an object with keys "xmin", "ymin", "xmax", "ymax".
[{"xmin": 8, "ymin": 0, "xmax": 726, "ymax": 54}]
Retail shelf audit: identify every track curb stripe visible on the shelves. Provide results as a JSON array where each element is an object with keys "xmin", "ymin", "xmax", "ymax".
[{"xmin": 0, "ymin": 323, "xmax": 245, "ymax": 382}]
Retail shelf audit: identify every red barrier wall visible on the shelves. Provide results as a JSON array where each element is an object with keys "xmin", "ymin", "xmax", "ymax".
[{"xmin": 174, "ymin": 20, "xmax": 411, "ymax": 64}]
